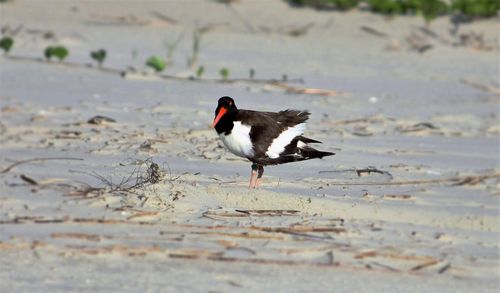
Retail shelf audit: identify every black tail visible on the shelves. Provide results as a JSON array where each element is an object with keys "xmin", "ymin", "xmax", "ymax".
[
  {"xmin": 298, "ymin": 136, "xmax": 322, "ymax": 144},
  {"xmin": 297, "ymin": 136, "xmax": 335, "ymax": 159},
  {"xmin": 300, "ymin": 146, "xmax": 335, "ymax": 159}
]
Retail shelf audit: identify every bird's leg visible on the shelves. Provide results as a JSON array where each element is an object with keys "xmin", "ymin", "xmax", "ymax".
[
  {"xmin": 255, "ymin": 165, "xmax": 264, "ymax": 188},
  {"xmin": 249, "ymin": 163, "xmax": 259, "ymax": 189}
]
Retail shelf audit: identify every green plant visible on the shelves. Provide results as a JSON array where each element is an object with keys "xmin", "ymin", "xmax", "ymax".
[
  {"xmin": 146, "ymin": 56, "xmax": 167, "ymax": 72},
  {"xmin": 187, "ymin": 28, "xmax": 202, "ymax": 67},
  {"xmin": 90, "ymin": 49, "xmax": 107, "ymax": 66},
  {"xmin": 165, "ymin": 33, "xmax": 183, "ymax": 62},
  {"xmin": 366, "ymin": 0, "xmax": 448, "ymax": 22},
  {"xmin": 332, "ymin": 0, "xmax": 359, "ymax": 10},
  {"xmin": 452, "ymin": 0, "xmax": 499, "ymax": 18},
  {"xmin": 285, "ymin": 0, "xmax": 498, "ymax": 23},
  {"xmin": 196, "ymin": 65, "xmax": 205, "ymax": 78},
  {"xmin": 0, "ymin": 36, "xmax": 13, "ymax": 54},
  {"xmin": 219, "ymin": 68, "xmax": 229, "ymax": 80},
  {"xmin": 418, "ymin": 0, "xmax": 448, "ymax": 23},
  {"xmin": 44, "ymin": 46, "xmax": 69, "ymax": 61},
  {"xmin": 366, "ymin": 0, "xmax": 406, "ymax": 15}
]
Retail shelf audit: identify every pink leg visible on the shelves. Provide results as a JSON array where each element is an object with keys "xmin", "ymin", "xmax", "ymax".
[
  {"xmin": 249, "ymin": 169, "xmax": 258, "ymax": 189},
  {"xmin": 255, "ymin": 165, "xmax": 264, "ymax": 188}
]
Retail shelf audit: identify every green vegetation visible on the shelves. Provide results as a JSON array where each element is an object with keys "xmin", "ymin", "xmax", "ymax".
[
  {"xmin": 219, "ymin": 68, "xmax": 230, "ymax": 80},
  {"xmin": 165, "ymin": 33, "xmax": 183, "ymax": 63},
  {"xmin": 419, "ymin": 0, "xmax": 449, "ymax": 23},
  {"xmin": 90, "ymin": 49, "xmax": 107, "ymax": 66},
  {"xmin": 285, "ymin": 0, "xmax": 499, "ymax": 21},
  {"xmin": 146, "ymin": 56, "xmax": 167, "ymax": 72},
  {"xmin": 187, "ymin": 28, "xmax": 202, "ymax": 67},
  {"xmin": 44, "ymin": 46, "xmax": 69, "ymax": 61},
  {"xmin": 367, "ymin": 0, "xmax": 448, "ymax": 22},
  {"xmin": 196, "ymin": 65, "xmax": 205, "ymax": 78},
  {"xmin": 0, "ymin": 36, "xmax": 14, "ymax": 54},
  {"xmin": 452, "ymin": 0, "xmax": 499, "ymax": 18}
]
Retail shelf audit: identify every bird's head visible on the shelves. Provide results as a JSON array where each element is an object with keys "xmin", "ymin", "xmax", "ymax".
[{"xmin": 212, "ymin": 96, "xmax": 237, "ymax": 128}]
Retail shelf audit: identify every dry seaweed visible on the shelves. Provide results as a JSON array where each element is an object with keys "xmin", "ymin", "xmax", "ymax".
[
  {"xmin": 85, "ymin": 158, "xmax": 165, "ymax": 193},
  {"xmin": 87, "ymin": 115, "xmax": 116, "ymax": 125},
  {"xmin": 20, "ymin": 174, "xmax": 38, "ymax": 185}
]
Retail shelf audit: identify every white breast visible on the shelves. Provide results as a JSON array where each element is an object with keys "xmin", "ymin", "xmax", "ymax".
[
  {"xmin": 220, "ymin": 121, "xmax": 254, "ymax": 158},
  {"xmin": 265, "ymin": 123, "xmax": 306, "ymax": 159}
]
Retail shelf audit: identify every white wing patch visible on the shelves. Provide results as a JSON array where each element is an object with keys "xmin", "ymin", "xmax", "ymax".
[
  {"xmin": 220, "ymin": 121, "xmax": 254, "ymax": 158},
  {"xmin": 266, "ymin": 123, "xmax": 306, "ymax": 159}
]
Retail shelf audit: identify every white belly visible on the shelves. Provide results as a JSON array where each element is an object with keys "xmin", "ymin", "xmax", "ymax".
[{"xmin": 220, "ymin": 121, "xmax": 254, "ymax": 158}]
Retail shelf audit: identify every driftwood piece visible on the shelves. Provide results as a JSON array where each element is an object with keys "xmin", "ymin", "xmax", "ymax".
[{"xmin": 319, "ymin": 167, "xmax": 393, "ymax": 179}]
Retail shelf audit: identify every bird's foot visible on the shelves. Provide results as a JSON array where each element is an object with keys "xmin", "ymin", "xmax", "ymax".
[
  {"xmin": 249, "ymin": 170, "xmax": 258, "ymax": 189},
  {"xmin": 249, "ymin": 164, "xmax": 264, "ymax": 189}
]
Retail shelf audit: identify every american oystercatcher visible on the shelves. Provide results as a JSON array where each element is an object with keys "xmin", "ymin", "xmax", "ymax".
[{"xmin": 212, "ymin": 96, "xmax": 335, "ymax": 188}]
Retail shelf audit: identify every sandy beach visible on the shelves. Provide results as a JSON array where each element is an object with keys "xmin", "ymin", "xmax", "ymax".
[{"xmin": 0, "ymin": 0, "xmax": 499, "ymax": 291}]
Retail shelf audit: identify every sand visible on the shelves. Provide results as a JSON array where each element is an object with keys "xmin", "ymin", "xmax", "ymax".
[{"xmin": 0, "ymin": 0, "xmax": 499, "ymax": 292}]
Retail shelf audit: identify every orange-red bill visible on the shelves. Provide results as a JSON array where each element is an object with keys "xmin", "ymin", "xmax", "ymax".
[{"xmin": 212, "ymin": 107, "xmax": 227, "ymax": 128}]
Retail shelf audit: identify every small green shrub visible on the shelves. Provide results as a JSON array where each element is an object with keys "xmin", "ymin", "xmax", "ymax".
[
  {"xmin": 285, "ymin": 0, "xmax": 498, "ymax": 21},
  {"xmin": 219, "ymin": 68, "xmax": 230, "ymax": 80},
  {"xmin": 0, "ymin": 36, "xmax": 13, "ymax": 53},
  {"xmin": 44, "ymin": 46, "xmax": 69, "ymax": 61},
  {"xmin": 421, "ymin": 0, "xmax": 449, "ymax": 23},
  {"xmin": 196, "ymin": 65, "xmax": 204, "ymax": 78},
  {"xmin": 334, "ymin": 0, "xmax": 360, "ymax": 10},
  {"xmin": 187, "ymin": 29, "xmax": 202, "ymax": 67},
  {"xmin": 367, "ymin": 0, "xmax": 405, "ymax": 15},
  {"xmin": 405, "ymin": 0, "xmax": 449, "ymax": 23},
  {"xmin": 165, "ymin": 33, "xmax": 183, "ymax": 61},
  {"xmin": 452, "ymin": 0, "xmax": 499, "ymax": 18},
  {"xmin": 146, "ymin": 56, "xmax": 166, "ymax": 72},
  {"xmin": 90, "ymin": 49, "xmax": 107, "ymax": 66}
]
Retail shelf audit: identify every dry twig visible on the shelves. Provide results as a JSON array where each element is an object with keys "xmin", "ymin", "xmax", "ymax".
[
  {"xmin": 360, "ymin": 26, "xmax": 388, "ymax": 38},
  {"xmin": 1, "ymin": 157, "xmax": 84, "ymax": 174},
  {"xmin": 322, "ymin": 172, "xmax": 500, "ymax": 186}
]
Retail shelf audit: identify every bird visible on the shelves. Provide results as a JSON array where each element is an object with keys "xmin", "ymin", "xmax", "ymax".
[{"xmin": 212, "ymin": 96, "xmax": 335, "ymax": 188}]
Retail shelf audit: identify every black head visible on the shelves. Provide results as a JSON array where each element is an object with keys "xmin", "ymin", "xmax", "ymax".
[
  {"xmin": 216, "ymin": 96, "xmax": 236, "ymax": 111},
  {"xmin": 212, "ymin": 96, "xmax": 237, "ymax": 129}
]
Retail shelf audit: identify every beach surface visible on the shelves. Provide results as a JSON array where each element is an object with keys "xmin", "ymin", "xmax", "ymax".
[{"xmin": 0, "ymin": 0, "xmax": 499, "ymax": 291}]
